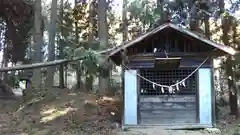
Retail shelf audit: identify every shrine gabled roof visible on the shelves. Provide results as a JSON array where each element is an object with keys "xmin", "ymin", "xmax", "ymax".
[{"xmin": 109, "ymin": 23, "xmax": 239, "ymax": 57}]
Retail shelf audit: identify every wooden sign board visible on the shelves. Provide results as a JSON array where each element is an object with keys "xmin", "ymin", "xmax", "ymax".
[{"xmin": 154, "ymin": 57, "xmax": 182, "ymax": 70}]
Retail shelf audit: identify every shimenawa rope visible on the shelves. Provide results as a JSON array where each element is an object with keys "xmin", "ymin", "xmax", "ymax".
[{"xmin": 122, "ymin": 57, "xmax": 209, "ymax": 93}]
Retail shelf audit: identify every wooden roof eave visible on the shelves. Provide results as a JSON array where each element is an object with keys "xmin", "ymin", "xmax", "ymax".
[
  {"xmin": 108, "ymin": 23, "xmax": 170, "ymax": 57},
  {"xmin": 168, "ymin": 24, "xmax": 239, "ymax": 56},
  {"xmin": 108, "ymin": 23, "xmax": 239, "ymax": 57}
]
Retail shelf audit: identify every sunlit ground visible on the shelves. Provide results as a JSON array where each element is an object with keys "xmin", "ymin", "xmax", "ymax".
[{"xmin": 40, "ymin": 107, "xmax": 77, "ymax": 123}]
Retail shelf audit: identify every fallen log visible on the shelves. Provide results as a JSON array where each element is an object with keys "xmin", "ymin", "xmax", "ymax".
[
  {"xmin": 0, "ymin": 48, "xmax": 115, "ymax": 72},
  {"xmin": 0, "ymin": 48, "xmax": 117, "ymax": 97}
]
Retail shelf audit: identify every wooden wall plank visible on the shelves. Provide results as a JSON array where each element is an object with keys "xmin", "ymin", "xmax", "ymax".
[
  {"xmin": 140, "ymin": 110, "xmax": 196, "ymax": 118},
  {"xmin": 139, "ymin": 95, "xmax": 196, "ymax": 103},
  {"xmin": 140, "ymin": 110, "xmax": 197, "ymax": 124},
  {"xmin": 140, "ymin": 117, "xmax": 196, "ymax": 124},
  {"xmin": 139, "ymin": 95, "xmax": 197, "ymax": 125},
  {"xmin": 139, "ymin": 102, "xmax": 196, "ymax": 110}
]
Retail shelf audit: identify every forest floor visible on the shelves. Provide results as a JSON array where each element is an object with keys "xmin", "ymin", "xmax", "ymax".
[{"xmin": 0, "ymin": 88, "xmax": 239, "ymax": 135}]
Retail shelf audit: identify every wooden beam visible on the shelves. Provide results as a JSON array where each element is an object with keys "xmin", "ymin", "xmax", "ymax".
[
  {"xmin": 129, "ymin": 52, "xmax": 228, "ymax": 58},
  {"xmin": 122, "ymin": 124, "xmax": 213, "ymax": 130},
  {"xmin": 196, "ymin": 70, "xmax": 200, "ymax": 123}
]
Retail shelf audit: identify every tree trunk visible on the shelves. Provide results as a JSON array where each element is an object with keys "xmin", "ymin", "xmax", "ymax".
[
  {"xmin": 86, "ymin": 0, "xmax": 95, "ymax": 91},
  {"xmin": 46, "ymin": 0, "xmax": 58, "ymax": 87},
  {"xmin": 32, "ymin": 0, "xmax": 43, "ymax": 88},
  {"xmin": 3, "ymin": 32, "xmax": 8, "ymax": 83},
  {"xmin": 0, "ymin": 42, "xmax": 4, "ymax": 79},
  {"xmin": 59, "ymin": 39, "xmax": 64, "ymax": 88},
  {"xmin": 86, "ymin": 75, "xmax": 93, "ymax": 91},
  {"xmin": 157, "ymin": 0, "xmax": 165, "ymax": 25},
  {"xmin": 76, "ymin": 65, "xmax": 81, "ymax": 89},
  {"xmin": 0, "ymin": 33, "xmax": 14, "ymax": 96},
  {"xmin": 231, "ymin": 19, "xmax": 239, "ymax": 118},
  {"xmin": 74, "ymin": 0, "xmax": 82, "ymax": 89},
  {"xmin": 88, "ymin": 0, "xmax": 94, "ymax": 43},
  {"xmin": 3, "ymin": 49, "xmax": 8, "ymax": 83},
  {"xmin": 59, "ymin": 0, "xmax": 65, "ymax": 89},
  {"xmin": 226, "ymin": 56, "xmax": 238, "ymax": 116},
  {"xmin": 122, "ymin": 0, "xmax": 128, "ymax": 42},
  {"xmin": 64, "ymin": 65, "xmax": 68, "ymax": 87},
  {"xmin": 219, "ymin": 0, "xmax": 238, "ymax": 116},
  {"xmin": 189, "ymin": 1, "xmax": 199, "ymax": 31},
  {"xmin": 98, "ymin": 0, "xmax": 109, "ymax": 93},
  {"xmin": 204, "ymin": 15, "xmax": 210, "ymax": 39}
]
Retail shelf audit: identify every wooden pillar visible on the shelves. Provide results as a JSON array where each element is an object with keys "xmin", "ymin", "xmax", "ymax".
[
  {"xmin": 124, "ymin": 70, "xmax": 138, "ymax": 125},
  {"xmin": 198, "ymin": 68, "xmax": 213, "ymax": 127},
  {"xmin": 120, "ymin": 49, "xmax": 138, "ymax": 126}
]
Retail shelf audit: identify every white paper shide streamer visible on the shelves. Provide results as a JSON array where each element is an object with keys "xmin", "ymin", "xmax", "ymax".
[
  {"xmin": 176, "ymin": 80, "xmax": 179, "ymax": 91},
  {"xmin": 152, "ymin": 83, "xmax": 156, "ymax": 90},
  {"xmin": 168, "ymin": 86, "xmax": 173, "ymax": 93},
  {"xmin": 161, "ymin": 87, "xmax": 164, "ymax": 93},
  {"xmin": 182, "ymin": 80, "xmax": 186, "ymax": 87}
]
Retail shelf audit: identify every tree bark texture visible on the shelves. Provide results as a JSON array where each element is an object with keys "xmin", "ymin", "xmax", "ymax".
[
  {"xmin": 47, "ymin": 0, "xmax": 58, "ymax": 87},
  {"xmin": 219, "ymin": 0, "xmax": 238, "ymax": 116},
  {"xmin": 86, "ymin": 0, "xmax": 95, "ymax": 91},
  {"xmin": 59, "ymin": 0, "xmax": 65, "ymax": 88},
  {"xmin": 32, "ymin": 0, "xmax": 43, "ymax": 88},
  {"xmin": 122, "ymin": 0, "xmax": 128, "ymax": 42},
  {"xmin": 98, "ymin": 0, "xmax": 110, "ymax": 93}
]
